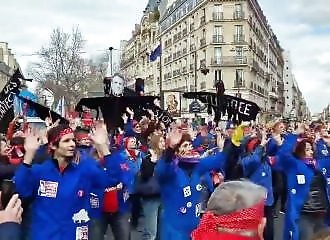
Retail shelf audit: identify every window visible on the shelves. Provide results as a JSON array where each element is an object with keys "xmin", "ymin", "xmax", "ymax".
[
  {"xmin": 235, "ymin": 4, "xmax": 242, "ymax": 13},
  {"xmin": 235, "ymin": 69, "xmax": 244, "ymax": 87},
  {"xmin": 214, "ymin": 26, "xmax": 223, "ymax": 36},
  {"xmin": 215, "ymin": 70, "xmax": 222, "ymax": 82},
  {"xmin": 214, "ymin": 4, "xmax": 223, "ymax": 13},
  {"xmin": 214, "ymin": 47, "xmax": 222, "ymax": 63},
  {"xmin": 235, "ymin": 25, "xmax": 243, "ymax": 35}
]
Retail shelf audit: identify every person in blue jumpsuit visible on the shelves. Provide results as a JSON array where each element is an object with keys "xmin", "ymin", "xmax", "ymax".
[
  {"xmin": 155, "ymin": 129, "xmax": 227, "ymax": 240},
  {"xmin": 274, "ymin": 125, "xmax": 330, "ymax": 240},
  {"xmin": 74, "ymin": 127, "xmax": 105, "ymax": 240},
  {"xmin": 14, "ymin": 124, "xmax": 114, "ymax": 240},
  {"xmin": 103, "ymin": 136, "xmax": 144, "ymax": 240},
  {"xmin": 240, "ymin": 134, "xmax": 274, "ymax": 240}
]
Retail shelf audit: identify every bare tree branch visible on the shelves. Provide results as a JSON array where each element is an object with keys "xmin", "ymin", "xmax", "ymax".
[{"xmin": 27, "ymin": 26, "xmax": 91, "ymax": 105}]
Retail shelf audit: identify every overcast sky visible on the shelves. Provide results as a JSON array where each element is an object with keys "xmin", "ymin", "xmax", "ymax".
[{"xmin": 0, "ymin": 0, "xmax": 329, "ymax": 113}]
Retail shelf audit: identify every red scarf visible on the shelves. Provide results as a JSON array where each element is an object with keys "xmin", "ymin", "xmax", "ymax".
[{"xmin": 191, "ymin": 200, "xmax": 264, "ymax": 240}]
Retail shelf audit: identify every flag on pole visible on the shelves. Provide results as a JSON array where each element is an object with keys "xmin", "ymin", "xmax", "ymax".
[
  {"xmin": 149, "ymin": 44, "xmax": 162, "ymax": 62},
  {"xmin": 55, "ymin": 97, "xmax": 66, "ymax": 117}
]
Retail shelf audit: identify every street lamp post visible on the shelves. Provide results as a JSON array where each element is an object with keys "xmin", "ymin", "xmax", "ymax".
[{"xmin": 109, "ymin": 47, "xmax": 114, "ymax": 76}]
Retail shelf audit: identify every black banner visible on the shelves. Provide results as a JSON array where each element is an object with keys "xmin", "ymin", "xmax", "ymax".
[
  {"xmin": 183, "ymin": 92, "xmax": 261, "ymax": 123},
  {"xmin": 0, "ymin": 69, "xmax": 22, "ymax": 133},
  {"xmin": 75, "ymin": 96, "xmax": 173, "ymax": 129}
]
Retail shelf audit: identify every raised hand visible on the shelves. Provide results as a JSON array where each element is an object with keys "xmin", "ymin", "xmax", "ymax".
[
  {"xmin": 90, "ymin": 123, "xmax": 108, "ymax": 146},
  {"xmin": 147, "ymin": 109, "xmax": 155, "ymax": 119},
  {"xmin": 295, "ymin": 123, "xmax": 306, "ymax": 135},
  {"xmin": 126, "ymin": 107, "xmax": 134, "ymax": 118},
  {"xmin": 122, "ymin": 113, "xmax": 128, "ymax": 124},
  {"xmin": 90, "ymin": 123, "xmax": 110, "ymax": 156},
  {"xmin": 166, "ymin": 129, "xmax": 183, "ymax": 149},
  {"xmin": 0, "ymin": 194, "xmax": 23, "ymax": 224},
  {"xmin": 24, "ymin": 128, "xmax": 41, "ymax": 153},
  {"xmin": 216, "ymin": 134, "xmax": 225, "ymax": 151}
]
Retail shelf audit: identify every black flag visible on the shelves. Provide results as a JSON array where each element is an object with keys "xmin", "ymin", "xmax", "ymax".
[
  {"xmin": 0, "ymin": 69, "xmax": 23, "ymax": 133},
  {"xmin": 183, "ymin": 92, "xmax": 261, "ymax": 123},
  {"xmin": 17, "ymin": 96, "xmax": 69, "ymax": 124}
]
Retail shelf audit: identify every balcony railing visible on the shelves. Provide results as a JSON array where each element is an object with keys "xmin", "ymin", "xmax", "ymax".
[
  {"xmin": 210, "ymin": 56, "xmax": 248, "ymax": 66},
  {"xmin": 212, "ymin": 12, "xmax": 224, "ymax": 21},
  {"xmin": 234, "ymin": 34, "xmax": 245, "ymax": 43},
  {"xmin": 233, "ymin": 11, "xmax": 245, "ymax": 20},
  {"xmin": 213, "ymin": 35, "xmax": 224, "ymax": 43}
]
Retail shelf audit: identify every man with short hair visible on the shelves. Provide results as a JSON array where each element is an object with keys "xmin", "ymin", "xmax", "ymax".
[
  {"xmin": 111, "ymin": 74, "xmax": 125, "ymax": 96},
  {"xmin": 192, "ymin": 181, "xmax": 267, "ymax": 240}
]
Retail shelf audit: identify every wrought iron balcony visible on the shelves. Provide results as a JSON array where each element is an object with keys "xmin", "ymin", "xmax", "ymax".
[
  {"xmin": 212, "ymin": 12, "xmax": 224, "ymax": 21},
  {"xmin": 213, "ymin": 35, "xmax": 224, "ymax": 43},
  {"xmin": 210, "ymin": 56, "xmax": 248, "ymax": 66},
  {"xmin": 234, "ymin": 34, "xmax": 245, "ymax": 43},
  {"xmin": 233, "ymin": 11, "xmax": 245, "ymax": 20}
]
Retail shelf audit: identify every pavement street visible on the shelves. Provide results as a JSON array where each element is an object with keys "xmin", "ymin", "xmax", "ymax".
[{"xmin": 105, "ymin": 210, "xmax": 285, "ymax": 240}]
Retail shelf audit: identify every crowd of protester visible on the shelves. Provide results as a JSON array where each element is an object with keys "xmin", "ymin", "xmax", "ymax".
[{"xmin": 0, "ymin": 109, "xmax": 330, "ymax": 240}]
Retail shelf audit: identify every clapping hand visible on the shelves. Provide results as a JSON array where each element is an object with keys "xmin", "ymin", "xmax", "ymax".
[
  {"xmin": 90, "ymin": 123, "xmax": 110, "ymax": 157},
  {"xmin": 126, "ymin": 107, "xmax": 134, "ymax": 119},
  {"xmin": 122, "ymin": 113, "xmax": 128, "ymax": 124},
  {"xmin": 216, "ymin": 134, "xmax": 225, "ymax": 151},
  {"xmin": 0, "ymin": 193, "xmax": 23, "ymax": 224},
  {"xmin": 166, "ymin": 129, "xmax": 183, "ymax": 149}
]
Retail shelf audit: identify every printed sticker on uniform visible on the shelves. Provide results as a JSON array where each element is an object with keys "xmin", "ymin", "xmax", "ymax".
[
  {"xmin": 72, "ymin": 209, "xmax": 90, "ymax": 224},
  {"xmin": 183, "ymin": 186, "xmax": 192, "ymax": 197},
  {"xmin": 196, "ymin": 184, "xmax": 203, "ymax": 191},
  {"xmin": 195, "ymin": 203, "xmax": 202, "ymax": 217},
  {"xmin": 180, "ymin": 207, "xmax": 187, "ymax": 214},
  {"xmin": 38, "ymin": 180, "xmax": 59, "ymax": 198},
  {"xmin": 322, "ymin": 168, "xmax": 327, "ymax": 175},
  {"xmin": 296, "ymin": 175, "xmax": 305, "ymax": 185},
  {"xmin": 90, "ymin": 196, "xmax": 99, "ymax": 209},
  {"xmin": 75, "ymin": 226, "xmax": 88, "ymax": 240}
]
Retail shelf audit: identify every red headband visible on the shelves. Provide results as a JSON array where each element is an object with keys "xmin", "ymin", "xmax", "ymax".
[
  {"xmin": 50, "ymin": 128, "xmax": 73, "ymax": 145},
  {"xmin": 191, "ymin": 200, "xmax": 265, "ymax": 240},
  {"xmin": 75, "ymin": 133, "xmax": 90, "ymax": 141}
]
